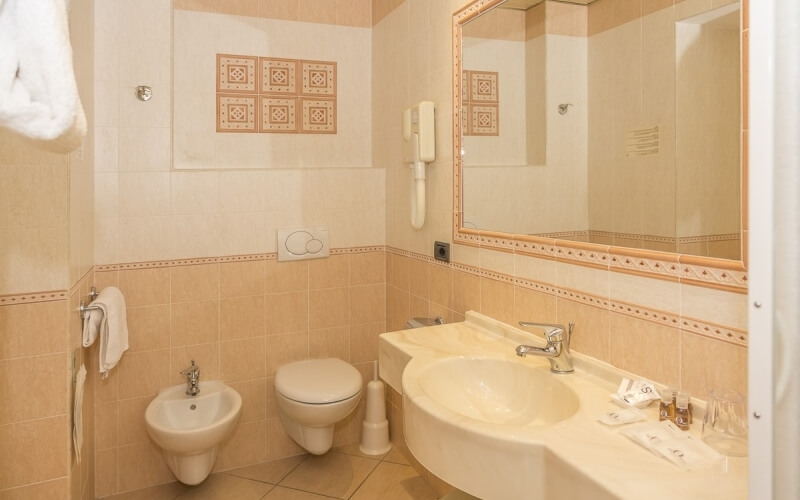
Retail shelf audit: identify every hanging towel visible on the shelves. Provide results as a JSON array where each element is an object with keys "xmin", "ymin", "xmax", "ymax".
[
  {"xmin": 0, "ymin": 0, "xmax": 86, "ymax": 152},
  {"xmin": 73, "ymin": 363, "xmax": 87, "ymax": 464},
  {"xmin": 84, "ymin": 286, "xmax": 129, "ymax": 379},
  {"xmin": 82, "ymin": 302, "xmax": 101, "ymax": 348}
]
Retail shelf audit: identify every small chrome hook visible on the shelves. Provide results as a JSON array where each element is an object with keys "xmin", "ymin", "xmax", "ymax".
[
  {"xmin": 135, "ymin": 86, "xmax": 152, "ymax": 101},
  {"xmin": 558, "ymin": 103, "xmax": 573, "ymax": 115}
]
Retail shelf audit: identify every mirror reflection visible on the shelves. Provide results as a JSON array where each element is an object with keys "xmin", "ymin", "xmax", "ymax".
[{"xmin": 459, "ymin": 0, "xmax": 742, "ymax": 260}]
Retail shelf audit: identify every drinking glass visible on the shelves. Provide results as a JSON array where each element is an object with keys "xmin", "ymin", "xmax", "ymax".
[{"xmin": 702, "ymin": 388, "xmax": 748, "ymax": 457}]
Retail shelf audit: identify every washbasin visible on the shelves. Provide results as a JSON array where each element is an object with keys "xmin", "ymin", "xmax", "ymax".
[{"xmin": 416, "ymin": 356, "xmax": 579, "ymax": 426}]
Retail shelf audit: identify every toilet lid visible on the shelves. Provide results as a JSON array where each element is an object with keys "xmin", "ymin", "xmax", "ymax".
[{"xmin": 275, "ymin": 358, "xmax": 362, "ymax": 404}]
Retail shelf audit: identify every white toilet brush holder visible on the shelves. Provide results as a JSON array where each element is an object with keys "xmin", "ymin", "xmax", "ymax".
[{"xmin": 359, "ymin": 361, "xmax": 392, "ymax": 455}]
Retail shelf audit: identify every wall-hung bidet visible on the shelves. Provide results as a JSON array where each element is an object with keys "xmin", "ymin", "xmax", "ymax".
[
  {"xmin": 144, "ymin": 361, "xmax": 242, "ymax": 485},
  {"xmin": 275, "ymin": 358, "xmax": 363, "ymax": 455}
]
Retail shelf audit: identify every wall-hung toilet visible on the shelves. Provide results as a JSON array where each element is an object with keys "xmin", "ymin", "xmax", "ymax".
[{"xmin": 275, "ymin": 358, "xmax": 363, "ymax": 455}]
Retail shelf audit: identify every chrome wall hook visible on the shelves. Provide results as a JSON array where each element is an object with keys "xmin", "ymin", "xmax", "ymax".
[
  {"xmin": 135, "ymin": 86, "xmax": 152, "ymax": 101},
  {"xmin": 558, "ymin": 103, "xmax": 573, "ymax": 115}
]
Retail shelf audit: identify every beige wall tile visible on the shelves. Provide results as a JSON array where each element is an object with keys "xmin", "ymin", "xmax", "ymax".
[
  {"xmin": 479, "ymin": 278, "xmax": 515, "ymax": 325},
  {"xmin": 350, "ymin": 252, "xmax": 385, "ymax": 285},
  {"xmin": 170, "ymin": 300, "xmax": 219, "ymax": 346},
  {"xmin": 266, "ymin": 292, "xmax": 309, "ymax": 334},
  {"xmin": 386, "ymin": 286, "xmax": 410, "ymax": 333},
  {"xmin": 257, "ymin": 0, "xmax": 298, "ymax": 20},
  {"xmin": 118, "ymin": 397, "xmax": 151, "ymax": 446},
  {"xmin": 264, "ymin": 417, "xmax": 304, "ymax": 461},
  {"xmin": 337, "ymin": 0, "xmax": 371, "ymax": 27},
  {"xmin": 309, "ymin": 288, "xmax": 351, "ymax": 330},
  {"xmin": 0, "ymin": 300, "xmax": 67, "ymax": 359},
  {"xmin": 220, "ymin": 260, "xmax": 267, "ymax": 298},
  {"xmin": 93, "ymin": 448, "xmax": 118, "ymax": 498},
  {"xmin": 220, "ymin": 296, "xmax": 266, "ymax": 341},
  {"xmin": 215, "ymin": 419, "xmax": 268, "ymax": 471},
  {"xmin": 681, "ymin": 333, "xmax": 747, "ymax": 399},
  {"xmin": 267, "ymin": 261, "xmax": 309, "ymax": 293},
  {"xmin": 169, "ymin": 343, "xmax": 220, "ymax": 386},
  {"xmin": 171, "ymin": 263, "xmax": 219, "ymax": 303},
  {"xmin": 350, "ymin": 321, "xmax": 385, "ymax": 364},
  {"xmin": 221, "ymin": 0, "xmax": 260, "ymax": 17},
  {"xmin": 557, "ymin": 298, "xmax": 610, "ymax": 362},
  {"xmin": 387, "ymin": 254, "xmax": 410, "ymax": 292},
  {"xmin": 0, "ymin": 478, "xmax": 69, "ymax": 500},
  {"xmin": 118, "ymin": 267, "xmax": 170, "ymax": 307},
  {"xmin": 94, "ymin": 402, "xmax": 118, "ymax": 452},
  {"xmin": 125, "ymin": 305, "xmax": 170, "ymax": 352},
  {"xmin": 513, "ymin": 286, "xmax": 558, "ymax": 327},
  {"xmin": 118, "ymin": 349, "xmax": 170, "ymax": 400},
  {"xmin": 0, "ymin": 415, "xmax": 68, "ymax": 489},
  {"xmin": 297, "ymin": 0, "xmax": 337, "ymax": 24},
  {"xmin": 407, "ymin": 258, "xmax": 429, "ymax": 300},
  {"xmin": 221, "ymin": 337, "xmax": 267, "ymax": 382},
  {"xmin": 310, "ymin": 255, "xmax": 350, "ymax": 290},
  {"xmin": 229, "ymin": 378, "xmax": 267, "ymax": 423},
  {"xmin": 428, "ymin": 264, "xmax": 452, "ymax": 310},
  {"xmin": 117, "ymin": 441, "xmax": 174, "ymax": 493},
  {"xmin": 0, "ymin": 354, "xmax": 66, "ymax": 425},
  {"xmin": 266, "ymin": 333, "xmax": 309, "ymax": 377},
  {"xmin": 309, "ymin": 326, "xmax": 350, "ymax": 360},
  {"xmin": 350, "ymin": 284, "xmax": 386, "ymax": 324},
  {"xmin": 609, "ymin": 312, "xmax": 680, "ymax": 387},
  {"xmin": 452, "ymin": 271, "xmax": 480, "ymax": 316}
]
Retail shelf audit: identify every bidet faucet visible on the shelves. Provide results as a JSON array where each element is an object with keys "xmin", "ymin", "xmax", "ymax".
[
  {"xmin": 515, "ymin": 322, "xmax": 575, "ymax": 374},
  {"xmin": 180, "ymin": 360, "xmax": 200, "ymax": 396}
]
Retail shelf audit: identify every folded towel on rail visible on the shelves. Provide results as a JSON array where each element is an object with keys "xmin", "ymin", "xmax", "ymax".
[
  {"xmin": 0, "ymin": 0, "xmax": 86, "ymax": 152},
  {"xmin": 82, "ymin": 286, "xmax": 129, "ymax": 379}
]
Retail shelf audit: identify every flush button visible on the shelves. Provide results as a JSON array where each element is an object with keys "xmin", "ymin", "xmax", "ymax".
[{"xmin": 278, "ymin": 226, "xmax": 330, "ymax": 261}]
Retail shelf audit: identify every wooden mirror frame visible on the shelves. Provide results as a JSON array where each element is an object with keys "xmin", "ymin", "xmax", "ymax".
[{"xmin": 452, "ymin": 0, "xmax": 749, "ymax": 293}]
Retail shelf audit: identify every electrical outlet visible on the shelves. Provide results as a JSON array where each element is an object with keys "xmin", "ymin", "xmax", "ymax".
[{"xmin": 434, "ymin": 241, "xmax": 450, "ymax": 262}]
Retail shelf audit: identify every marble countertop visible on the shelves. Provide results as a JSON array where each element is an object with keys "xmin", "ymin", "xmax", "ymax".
[{"xmin": 379, "ymin": 311, "xmax": 747, "ymax": 500}]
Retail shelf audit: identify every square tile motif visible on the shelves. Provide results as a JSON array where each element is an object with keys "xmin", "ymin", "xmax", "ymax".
[
  {"xmin": 217, "ymin": 54, "xmax": 258, "ymax": 93},
  {"xmin": 300, "ymin": 98, "xmax": 336, "ymax": 134},
  {"xmin": 470, "ymin": 104, "xmax": 499, "ymax": 136},
  {"xmin": 260, "ymin": 97, "xmax": 298, "ymax": 133},
  {"xmin": 470, "ymin": 71, "xmax": 498, "ymax": 103},
  {"xmin": 260, "ymin": 58, "xmax": 298, "ymax": 94},
  {"xmin": 217, "ymin": 94, "xmax": 257, "ymax": 133},
  {"xmin": 300, "ymin": 61, "xmax": 336, "ymax": 96}
]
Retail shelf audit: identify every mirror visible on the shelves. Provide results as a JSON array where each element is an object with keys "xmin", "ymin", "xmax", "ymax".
[{"xmin": 454, "ymin": 0, "xmax": 746, "ymax": 270}]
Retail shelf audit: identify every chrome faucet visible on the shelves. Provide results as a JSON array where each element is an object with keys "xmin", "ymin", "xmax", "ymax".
[
  {"xmin": 180, "ymin": 360, "xmax": 200, "ymax": 396},
  {"xmin": 515, "ymin": 322, "xmax": 575, "ymax": 374}
]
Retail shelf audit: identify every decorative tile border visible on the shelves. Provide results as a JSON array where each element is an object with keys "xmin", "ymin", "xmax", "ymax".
[
  {"xmin": 386, "ymin": 246, "xmax": 748, "ymax": 347},
  {"xmin": 0, "ymin": 290, "xmax": 68, "ymax": 306},
  {"xmin": 216, "ymin": 54, "xmax": 337, "ymax": 134}
]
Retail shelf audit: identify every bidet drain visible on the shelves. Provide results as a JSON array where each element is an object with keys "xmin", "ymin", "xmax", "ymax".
[{"xmin": 190, "ymin": 404, "xmax": 196, "ymax": 410}]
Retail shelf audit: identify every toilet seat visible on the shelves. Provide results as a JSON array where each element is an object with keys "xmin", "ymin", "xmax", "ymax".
[{"xmin": 276, "ymin": 358, "xmax": 362, "ymax": 404}]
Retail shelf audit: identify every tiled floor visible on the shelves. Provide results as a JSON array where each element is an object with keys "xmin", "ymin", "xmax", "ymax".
[{"xmin": 102, "ymin": 445, "xmax": 439, "ymax": 500}]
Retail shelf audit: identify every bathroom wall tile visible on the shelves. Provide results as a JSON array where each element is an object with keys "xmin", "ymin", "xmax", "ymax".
[
  {"xmin": 406, "ymin": 258, "xmax": 429, "ymax": 300},
  {"xmin": 118, "ymin": 397, "xmax": 151, "ymax": 446},
  {"xmin": 428, "ymin": 264, "xmax": 452, "ymax": 310},
  {"xmin": 125, "ymin": 305, "xmax": 170, "ymax": 353},
  {"xmin": 409, "ymin": 294, "xmax": 430, "ymax": 321},
  {"xmin": 349, "ymin": 284, "xmax": 386, "ymax": 324},
  {"xmin": 680, "ymin": 283, "xmax": 748, "ymax": 331},
  {"xmin": 680, "ymin": 332, "xmax": 747, "ymax": 399},
  {"xmin": 118, "ymin": 267, "xmax": 170, "ymax": 308},
  {"xmin": 350, "ymin": 252, "xmax": 385, "ymax": 285},
  {"xmin": 480, "ymin": 278, "xmax": 515, "ymax": 325},
  {"xmin": 610, "ymin": 271, "xmax": 680, "ymax": 315},
  {"xmin": 386, "ymin": 253, "xmax": 410, "ymax": 292},
  {"xmin": 0, "ymin": 415, "xmax": 68, "ymax": 489},
  {"xmin": 0, "ymin": 300, "xmax": 67, "ymax": 359},
  {"xmin": 257, "ymin": 0, "xmax": 298, "ymax": 20},
  {"xmin": 309, "ymin": 288, "xmax": 350, "ymax": 330},
  {"xmin": 350, "ymin": 321, "xmax": 385, "ymax": 364},
  {"xmin": 117, "ymin": 172, "xmax": 170, "ymax": 217},
  {"xmin": 0, "ymin": 478, "xmax": 69, "ymax": 500},
  {"xmin": 229, "ymin": 378, "xmax": 267, "ymax": 424},
  {"xmin": 297, "ymin": 0, "xmax": 337, "ymax": 25},
  {"xmin": 170, "ymin": 300, "xmax": 219, "ymax": 347},
  {"xmin": 94, "ymin": 355, "xmax": 120, "ymax": 404},
  {"xmin": 266, "ymin": 292, "xmax": 309, "ymax": 335},
  {"xmin": 558, "ymin": 262, "xmax": 609, "ymax": 299},
  {"xmin": 267, "ymin": 260, "xmax": 309, "ymax": 293},
  {"xmin": 94, "ymin": 402, "xmax": 118, "ymax": 451},
  {"xmin": 264, "ymin": 417, "xmax": 304, "ymax": 461},
  {"xmin": 513, "ymin": 286, "xmax": 558, "ymax": 329},
  {"xmin": 557, "ymin": 298, "xmax": 611, "ymax": 363},
  {"xmin": 0, "ymin": 354, "xmax": 66, "ymax": 425},
  {"xmin": 266, "ymin": 333, "xmax": 309, "ymax": 377},
  {"xmin": 117, "ymin": 440, "xmax": 174, "ymax": 493},
  {"xmin": 337, "ymin": 0, "xmax": 371, "ymax": 27},
  {"xmin": 386, "ymin": 286, "xmax": 410, "ymax": 333},
  {"xmin": 169, "ymin": 343, "xmax": 220, "ymax": 386},
  {"xmin": 221, "ymin": 337, "xmax": 267, "ymax": 382},
  {"xmin": 170, "ymin": 172, "xmax": 221, "ymax": 215},
  {"xmin": 220, "ymin": 296, "xmax": 266, "ymax": 340},
  {"xmin": 609, "ymin": 312, "xmax": 680, "ymax": 387},
  {"xmin": 264, "ymin": 376, "xmax": 278, "ymax": 419},
  {"xmin": 451, "ymin": 271, "xmax": 480, "ymax": 316},
  {"xmin": 171, "ymin": 263, "xmax": 220, "ymax": 303},
  {"xmin": 309, "ymin": 255, "xmax": 350, "ymax": 290},
  {"xmin": 220, "ymin": 260, "xmax": 267, "ymax": 298},
  {"xmin": 309, "ymin": 326, "xmax": 350, "ymax": 361},
  {"xmin": 94, "ymin": 448, "xmax": 118, "ymax": 498},
  {"xmin": 118, "ymin": 349, "xmax": 170, "ymax": 400}
]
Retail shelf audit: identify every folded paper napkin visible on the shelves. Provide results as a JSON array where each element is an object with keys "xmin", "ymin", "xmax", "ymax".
[
  {"xmin": 82, "ymin": 286, "xmax": 129, "ymax": 379},
  {"xmin": 0, "ymin": 0, "xmax": 87, "ymax": 152}
]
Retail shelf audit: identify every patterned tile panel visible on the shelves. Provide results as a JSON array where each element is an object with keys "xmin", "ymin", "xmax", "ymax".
[
  {"xmin": 260, "ymin": 57, "xmax": 298, "ymax": 94},
  {"xmin": 300, "ymin": 98, "xmax": 337, "ymax": 134},
  {"xmin": 470, "ymin": 104, "xmax": 498, "ymax": 135},
  {"xmin": 470, "ymin": 71, "xmax": 498, "ymax": 103},
  {"xmin": 462, "ymin": 69, "xmax": 499, "ymax": 136},
  {"xmin": 217, "ymin": 54, "xmax": 258, "ymax": 93},
  {"xmin": 300, "ymin": 60, "xmax": 337, "ymax": 96},
  {"xmin": 259, "ymin": 96, "xmax": 298, "ymax": 133},
  {"xmin": 217, "ymin": 94, "xmax": 257, "ymax": 132}
]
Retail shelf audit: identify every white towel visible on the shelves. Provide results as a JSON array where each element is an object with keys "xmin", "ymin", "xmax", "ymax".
[
  {"xmin": 84, "ymin": 286, "xmax": 129, "ymax": 379},
  {"xmin": 0, "ymin": 0, "xmax": 86, "ymax": 153}
]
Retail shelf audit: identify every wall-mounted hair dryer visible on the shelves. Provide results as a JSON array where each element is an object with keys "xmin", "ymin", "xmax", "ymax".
[{"xmin": 403, "ymin": 101, "xmax": 435, "ymax": 230}]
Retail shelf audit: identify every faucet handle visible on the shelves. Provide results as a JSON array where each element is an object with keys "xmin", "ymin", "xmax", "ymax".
[
  {"xmin": 519, "ymin": 321, "xmax": 565, "ymax": 341},
  {"xmin": 180, "ymin": 359, "xmax": 199, "ymax": 376}
]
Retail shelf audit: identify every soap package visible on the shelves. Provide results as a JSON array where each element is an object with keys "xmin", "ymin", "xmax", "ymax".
[
  {"xmin": 611, "ymin": 378, "xmax": 661, "ymax": 409},
  {"xmin": 597, "ymin": 408, "xmax": 647, "ymax": 426},
  {"xmin": 620, "ymin": 421, "xmax": 724, "ymax": 470}
]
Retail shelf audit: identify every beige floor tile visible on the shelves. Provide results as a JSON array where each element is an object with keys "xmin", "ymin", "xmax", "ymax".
[
  {"xmin": 381, "ymin": 447, "xmax": 409, "ymax": 465},
  {"xmin": 333, "ymin": 443, "xmax": 388, "ymax": 461},
  {"xmin": 224, "ymin": 455, "xmax": 308, "ymax": 484},
  {"xmin": 174, "ymin": 474, "xmax": 274, "ymax": 499},
  {"xmin": 279, "ymin": 452, "xmax": 379, "ymax": 499},
  {"xmin": 349, "ymin": 462, "xmax": 438, "ymax": 500},
  {"xmin": 101, "ymin": 481, "xmax": 187, "ymax": 500},
  {"xmin": 263, "ymin": 486, "xmax": 334, "ymax": 499}
]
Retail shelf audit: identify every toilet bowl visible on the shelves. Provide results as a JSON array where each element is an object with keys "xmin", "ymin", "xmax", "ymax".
[
  {"xmin": 275, "ymin": 358, "xmax": 363, "ymax": 455},
  {"xmin": 145, "ymin": 380, "xmax": 241, "ymax": 485}
]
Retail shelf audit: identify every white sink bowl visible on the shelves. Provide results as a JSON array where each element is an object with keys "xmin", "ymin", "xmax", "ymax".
[
  {"xmin": 145, "ymin": 380, "xmax": 242, "ymax": 485},
  {"xmin": 417, "ymin": 356, "xmax": 579, "ymax": 425}
]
